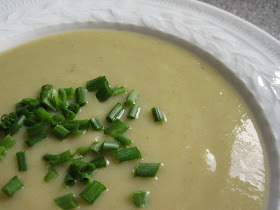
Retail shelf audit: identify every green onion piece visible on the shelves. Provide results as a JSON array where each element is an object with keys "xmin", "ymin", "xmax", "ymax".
[
  {"xmin": 115, "ymin": 134, "xmax": 132, "ymax": 147},
  {"xmin": 75, "ymin": 87, "xmax": 87, "ymax": 107},
  {"xmin": 1, "ymin": 176, "xmax": 23, "ymax": 197},
  {"xmin": 125, "ymin": 89, "xmax": 138, "ymax": 106},
  {"xmin": 151, "ymin": 107, "xmax": 166, "ymax": 122},
  {"xmin": 26, "ymin": 122, "xmax": 44, "ymax": 139},
  {"xmin": 67, "ymin": 104, "xmax": 80, "ymax": 114},
  {"xmin": 16, "ymin": 99, "xmax": 40, "ymax": 115},
  {"xmin": 44, "ymin": 167, "xmax": 58, "ymax": 182},
  {"xmin": 69, "ymin": 161, "xmax": 96, "ymax": 176},
  {"xmin": 96, "ymin": 81, "xmax": 113, "ymax": 102},
  {"xmin": 16, "ymin": 151, "xmax": 27, "ymax": 171},
  {"xmin": 41, "ymin": 84, "xmax": 53, "ymax": 91},
  {"xmin": 86, "ymin": 76, "xmax": 107, "ymax": 91},
  {"xmin": 24, "ymin": 117, "xmax": 37, "ymax": 127},
  {"xmin": 74, "ymin": 146, "xmax": 89, "ymax": 157},
  {"xmin": 132, "ymin": 191, "xmax": 147, "ymax": 208},
  {"xmin": 51, "ymin": 114, "xmax": 65, "ymax": 127},
  {"xmin": 104, "ymin": 119, "xmax": 129, "ymax": 138},
  {"xmin": 115, "ymin": 147, "xmax": 142, "ymax": 163},
  {"xmin": 63, "ymin": 88, "xmax": 74, "ymax": 99},
  {"xmin": 4, "ymin": 122, "xmax": 20, "ymax": 136},
  {"xmin": 0, "ymin": 135, "xmax": 16, "ymax": 149},
  {"xmin": 80, "ymin": 174, "xmax": 91, "ymax": 185},
  {"xmin": 112, "ymin": 86, "xmax": 127, "ymax": 96},
  {"xmin": 80, "ymin": 180, "xmax": 106, "ymax": 205},
  {"xmin": 89, "ymin": 142, "xmax": 103, "ymax": 155},
  {"xmin": 134, "ymin": 163, "xmax": 161, "ymax": 177},
  {"xmin": 90, "ymin": 117, "xmax": 104, "ymax": 131},
  {"xmin": 62, "ymin": 108, "xmax": 76, "ymax": 120},
  {"xmin": 17, "ymin": 115, "xmax": 26, "ymax": 127},
  {"xmin": 42, "ymin": 96, "xmax": 57, "ymax": 112},
  {"xmin": 106, "ymin": 103, "xmax": 124, "ymax": 123},
  {"xmin": 103, "ymin": 141, "xmax": 119, "ymax": 150},
  {"xmin": 54, "ymin": 193, "xmax": 78, "ymax": 210},
  {"xmin": 54, "ymin": 89, "xmax": 67, "ymax": 111},
  {"xmin": 90, "ymin": 157, "xmax": 107, "ymax": 169},
  {"xmin": 64, "ymin": 172, "xmax": 76, "ymax": 188},
  {"xmin": 51, "ymin": 125, "xmax": 71, "ymax": 140},
  {"xmin": 34, "ymin": 107, "xmax": 52, "ymax": 123},
  {"xmin": 0, "ymin": 146, "xmax": 6, "ymax": 160},
  {"xmin": 25, "ymin": 133, "xmax": 46, "ymax": 147},
  {"xmin": 43, "ymin": 150, "xmax": 72, "ymax": 167},
  {"xmin": 58, "ymin": 88, "xmax": 67, "ymax": 102},
  {"xmin": 127, "ymin": 104, "xmax": 140, "ymax": 119},
  {"xmin": 64, "ymin": 120, "xmax": 90, "ymax": 134}
]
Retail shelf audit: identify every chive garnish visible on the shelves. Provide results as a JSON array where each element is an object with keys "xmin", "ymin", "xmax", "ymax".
[
  {"xmin": 106, "ymin": 103, "xmax": 124, "ymax": 122},
  {"xmin": 75, "ymin": 87, "xmax": 87, "ymax": 107},
  {"xmin": 151, "ymin": 107, "xmax": 166, "ymax": 122},
  {"xmin": 41, "ymin": 84, "xmax": 53, "ymax": 91},
  {"xmin": 125, "ymin": 89, "xmax": 138, "ymax": 106},
  {"xmin": 50, "ymin": 114, "xmax": 65, "ymax": 127},
  {"xmin": 0, "ymin": 146, "xmax": 6, "ymax": 160},
  {"xmin": 102, "ymin": 141, "xmax": 119, "ymax": 150},
  {"xmin": 80, "ymin": 174, "xmax": 92, "ymax": 185},
  {"xmin": 112, "ymin": 86, "xmax": 127, "ymax": 96},
  {"xmin": 25, "ymin": 133, "xmax": 46, "ymax": 147},
  {"xmin": 69, "ymin": 161, "xmax": 96, "ymax": 177},
  {"xmin": 74, "ymin": 146, "xmax": 89, "ymax": 158},
  {"xmin": 80, "ymin": 180, "xmax": 106, "ymax": 205},
  {"xmin": 115, "ymin": 147, "xmax": 142, "ymax": 163},
  {"xmin": 51, "ymin": 125, "xmax": 71, "ymax": 140},
  {"xmin": 96, "ymin": 81, "xmax": 112, "ymax": 102},
  {"xmin": 61, "ymin": 108, "xmax": 76, "ymax": 120},
  {"xmin": 43, "ymin": 150, "xmax": 72, "ymax": 167},
  {"xmin": 62, "ymin": 88, "xmax": 74, "ymax": 99},
  {"xmin": 89, "ymin": 142, "xmax": 103, "ymax": 155},
  {"xmin": 115, "ymin": 134, "xmax": 133, "ymax": 147},
  {"xmin": 2, "ymin": 176, "xmax": 23, "ymax": 197},
  {"xmin": 90, "ymin": 157, "xmax": 107, "ymax": 169},
  {"xmin": 64, "ymin": 172, "xmax": 76, "ymax": 188},
  {"xmin": 34, "ymin": 107, "xmax": 52, "ymax": 123},
  {"xmin": 54, "ymin": 88, "xmax": 67, "ymax": 110},
  {"xmin": 86, "ymin": 76, "xmax": 107, "ymax": 91},
  {"xmin": 64, "ymin": 120, "xmax": 90, "ymax": 134},
  {"xmin": 16, "ymin": 151, "xmax": 27, "ymax": 171},
  {"xmin": 0, "ymin": 135, "xmax": 16, "ymax": 149},
  {"xmin": 104, "ymin": 119, "xmax": 129, "ymax": 138},
  {"xmin": 132, "ymin": 191, "xmax": 147, "ymax": 208},
  {"xmin": 26, "ymin": 122, "xmax": 44, "ymax": 139},
  {"xmin": 24, "ymin": 117, "xmax": 37, "ymax": 127},
  {"xmin": 134, "ymin": 163, "xmax": 161, "ymax": 177},
  {"xmin": 67, "ymin": 103, "xmax": 80, "ymax": 114},
  {"xmin": 90, "ymin": 117, "xmax": 104, "ymax": 131},
  {"xmin": 54, "ymin": 193, "xmax": 78, "ymax": 210},
  {"xmin": 44, "ymin": 167, "xmax": 58, "ymax": 182},
  {"xmin": 127, "ymin": 104, "xmax": 140, "ymax": 119}
]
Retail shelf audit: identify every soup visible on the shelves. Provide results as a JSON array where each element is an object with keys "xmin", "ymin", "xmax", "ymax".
[{"xmin": 0, "ymin": 30, "xmax": 266, "ymax": 209}]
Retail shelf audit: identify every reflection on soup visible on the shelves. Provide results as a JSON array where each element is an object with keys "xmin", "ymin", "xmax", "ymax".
[{"xmin": 0, "ymin": 30, "xmax": 266, "ymax": 210}]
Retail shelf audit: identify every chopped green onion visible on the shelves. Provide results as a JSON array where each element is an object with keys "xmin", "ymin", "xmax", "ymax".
[
  {"xmin": 115, "ymin": 134, "xmax": 132, "ymax": 147},
  {"xmin": 102, "ymin": 141, "xmax": 119, "ymax": 150},
  {"xmin": 16, "ymin": 151, "xmax": 27, "ymax": 171},
  {"xmin": 69, "ymin": 161, "xmax": 96, "ymax": 177},
  {"xmin": 54, "ymin": 89, "xmax": 67, "ymax": 111},
  {"xmin": 17, "ymin": 115, "xmax": 26, "ymax": 127},
  {"xmin": 112, "ymin": 86, "xmax": 127, "ymax": 96},
  {"xmin": 67, "ymin": 103, "xmax": 80, "ymax": 114},
  {"xmin": 151, "ymin": 107, "xmax": 166, "ymax": 122},
  {"xmin": 64, "ymin": 172, "xmax": 76, "ymax": 188},
  {"xmin": 44, "ymin": 167, "xmax": 58, "ymax": 182},
  {"xmin": 62, "ymin": 108, "xmax": 76, "ymax": 120},
  {"xmin": 25, "ymin": 133, "xmax": 46, "ymax": 147},
  {"xmin": 24, "ymin": 117, "xmax": 37, "ymax": 127},
  {"xmin": 0, "ymin": 146, "xmax": 6, "ymax": 160},
  {"xmin": 50, "ymin": 114, "xmax": 65, "ymax": 127},
  {"xmin": 80, "ymin": 174, "xmax": 91, "ymax": 185},
  {"xmin": 2, "ymin": 176, "xmax": 23, "ymax": 197},
  {"xmin": 106, "ymin": 103, "xmax": 124, "ymax": 122},
  {"xmin": 127, "ymin": 104, "xmax": 140, "ymax": 119},
  {"xmin": 74, "ymin": 146, "xmax": 89, "ymax": 157},
  {"xmin": 89, "ymin": 142, "xmax": 103, "ymax": 155},
  {"xmin": 43, "ymin": 150, "xmax": 72, "ymax": 167},
  {"xmin": 86, "ymin": 76, "xmax": 107, "ymax": 91},
  {"xmin": 75, "ymin": 87, "xmax": 87, "ymax": 107},
  {"xmin": 0, "ymin": 135, "xmax": 16, "ymax": 149},
  {"xmin": 104, "ymin": 119, "xmax": 129, "ymax": 138},
  {"xmin": 41, "ymin": 95, "xmax": 57, "ymax": 112},
  {"xmin": 125, "ymin": 89, "xmax": 138, "ymax": 106},
  {"xmin": 132, "ymin": 191, "xmax": 147, "ymax": 208},
  {"xmin": 96, "ymin": 81, "xmax": 112, "ymax": 102},
  {"xmin": 54, "ymin": 193, "xmax": 78, "ymax": 210},
  {"xmin": 115, "ymin": 147, "xmax": 142, "ymax": 163},
  {"xmin": 90, "ymin": 157, "xmax": 107, "ymax": 169},
  {"xmin": 90, "ymin": 117, "xmax": 104, "ymax": 131},
  {"xmin": 80, "ymin": 180, "xmax": 106, "ymax": 205},
  {"xmin": 63, "ymin": 88, "xmax": 75, "ymax": 99},
  {"xmin": 58, "ymin": 88, "xmax": 67, "ymax": 103},
  {"xmin": 5, "ymin": 121, "xmax": 20, "ymax": 136},
  {"xmin": 34, "ymin": 107, "xmax": 52, "ymax": 123},
  {"xmin": 64, "ymin": 120, "xmax": 89, "ymax": 134},
  {"xmin": 26, "ymin": 122, "xmax": 44, "ymax": 139},
  {"xmin": 41, "ymin": 84, "xmax": 53, "ymax": 91},
  {"xmin": 134, "ymin": 163, "xmax": 161, "ymax": 177},
  {"xmin": 51, "ymin": 125, "xmax": 71, "ymax": 140}
]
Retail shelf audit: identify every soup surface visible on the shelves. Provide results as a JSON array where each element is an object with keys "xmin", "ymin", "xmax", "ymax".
[{"xmin": 0, "ymin": 30, "xmax": 266, "ymax": 209}]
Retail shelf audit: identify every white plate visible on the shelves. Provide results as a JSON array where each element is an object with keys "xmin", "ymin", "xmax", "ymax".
[{"xmin": 0, "ymin": 0, "xmax": 279, "ymax": 209}]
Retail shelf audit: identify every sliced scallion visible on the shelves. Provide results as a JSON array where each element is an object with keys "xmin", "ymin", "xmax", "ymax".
[
  {"xmin": 89, "ymin": 142, "xmax": 103, "ymax": 155},
  {"xmin": 44, "ymin": 167, "xmax": 58, "ymax": 182},
  {"xmin": 62, "ymin": 87, "xmax": 74, "ymax": 99},
  {"xmin": 112, "ymin": 86, "xmax": 127, "ymax": 96},
  {"xmin": 51, "ymin": 125, "xmax": 70, "ymax": 140},
  {"xmin": 86, "ymin": 76, "xmax": 107, "ymax": 91},
  {"xmin": 0, "ymin": 146, "xmax": 6, "ymax": 160},
  {"xmin": 43, "ymin": 150, "xmax": 72, "ymax": 167},
  {"xmin": 132, "ymin": 191, "xmax": 147, "ymax": 208},
  {"xmin": 69, "ymin": 161, "xmax": 96, "ymax": 177},
  {"xmin": 80, "ymin": 174, "xmax": 91, "ymax": 185},
  {"xmin": 104, "ymin": 119, "xmax": 129, "ymax": 138},
  {"xmin": 64, "ymin": 120, "xmax": 89, "ymax": 134},
  {"xmin": 75, "ymin": 87, "xmax": 87, "ymax": 107},
  {"xmin": 134, "ymin": 163, "xmax": 161, "ymax": 177},
  {"xmin": 0, "ymin": 135, "xmax": 16, "ymax": 149},
  {"xmin": 34, "ymin": 107, "xmax": 52, "ymax": 123},
  {"xmin": 127, "ymin": 104, "xmax": 140, "ymax": 119},
  {"xmin": 125, "ymin": 89, "xmax": 138, "ymax": 106},
  {"xmin": 54, "ymin": 193, "xmax": 78, "ymax": 210},
  {"xmin": 90, "ymin": 117, "xmax": 104, "ymax": 131},
  {"xmin": 16, "ymin": 151, "xmax": 27, "ymax": 171},
  {"xmin": 80, "ymin": 180, "xmax": 106, "ymax": 205},
  {"xmin": 2, "ymin": 176, "xmax": 23, "ymax": 197},
  {"xmin": 151, "ymin": 107, "xmax": 166, "ymax": 122},
  {"xmin": 102, "ymin": 141, "xmax": 119, "ymax": 150},
  {"xmin": 50, "ymin": 114, "xmax": 65, "ymax": 127},
  {"xmin": 115, "ymin": 147, "xmax": 142, "ymax": 163},
  {"xmin": 106, "ymin": 103, "xmax": 124, "ymax": 122},
  {"xmin": 90, "ymin": 157, "xmax": 107, "ymax": 169},
  {"xmin": 25, "ymin": 133, "xmax": 46, "ymax": 147},
  {"xmin": 64, "ymin": 172, "xmax": 76, "ymax": 188},
  {"xmin": 96, "ymin": 81, "xmax": 112, "ymax": 102},
  {"xmin": 115, "ymin": 134, "xmax": 132, "ymax": 147},
  {"xmin": 67, "ymin": 103, "xmax": 80, "ymax": 114},
  {"xmin": 26, "ymin": 122, "xmax": 44, "ymax": 139}
]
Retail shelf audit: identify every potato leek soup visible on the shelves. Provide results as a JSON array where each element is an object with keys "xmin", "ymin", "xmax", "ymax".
[{"xmin": 0, "ymin": 30, "xmax": 266, "ymax": 209}]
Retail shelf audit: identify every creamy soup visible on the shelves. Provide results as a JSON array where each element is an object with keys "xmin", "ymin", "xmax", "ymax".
[{"xmin": 0, "ymin": 30, "xmax": 266, "ymax": 209}]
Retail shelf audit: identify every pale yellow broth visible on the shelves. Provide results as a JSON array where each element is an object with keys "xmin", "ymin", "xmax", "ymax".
[{"xmin": 0, "ymin": 30, "xmax": 266, "ymax": 210}]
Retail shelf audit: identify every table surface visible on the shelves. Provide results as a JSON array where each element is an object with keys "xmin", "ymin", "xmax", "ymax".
[{"xmin": 198, "ymin": 0, "xmax": 280, "ymax": 41}]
